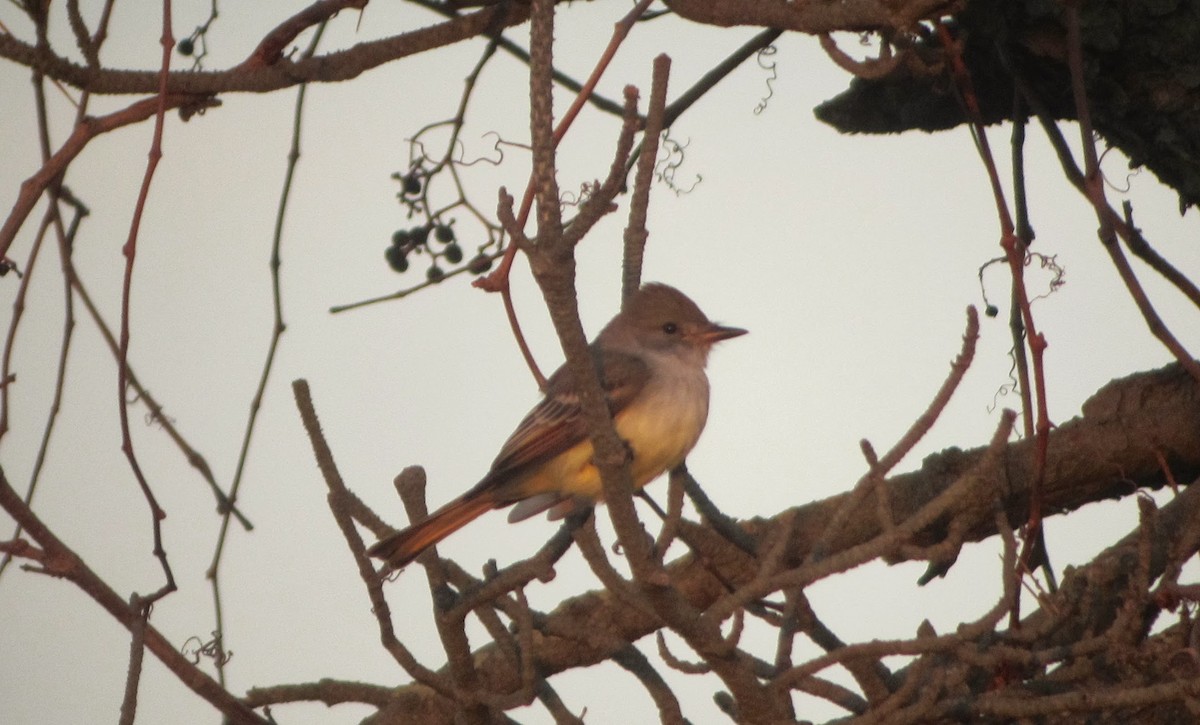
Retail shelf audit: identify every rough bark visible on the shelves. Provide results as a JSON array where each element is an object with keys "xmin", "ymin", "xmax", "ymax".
[
  {"xmin": 365, "ymin": 362, "xmax": 1200, "ymax": 723},
  {"xmin": 816, "ymin": 0, "xmax": 1200, "ymax": 210}
]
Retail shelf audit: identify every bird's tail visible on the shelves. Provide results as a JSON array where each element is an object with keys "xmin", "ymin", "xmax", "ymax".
[{"xmin": 367, "ymin": 491, "xmax": 498, "ymax": 570}]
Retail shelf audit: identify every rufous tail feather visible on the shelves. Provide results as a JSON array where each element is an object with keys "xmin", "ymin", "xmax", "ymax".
[{"xmin": 368, "ymin": 492, "xmax": 497, "ymax": 569}]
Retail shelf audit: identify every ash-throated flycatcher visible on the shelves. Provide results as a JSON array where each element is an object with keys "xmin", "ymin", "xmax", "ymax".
[{"xmin": 368, "ymin": 283, "xmax": 746, "ymax": 569}]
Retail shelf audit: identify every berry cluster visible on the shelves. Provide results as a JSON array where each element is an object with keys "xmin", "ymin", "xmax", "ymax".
[
  {"xmin": 385, "ymin": 170, "xmax": 493, "ymax": 282},
  {"xmin": 386, "ymin": 222, "xmax": 463, "ymax": 281}
]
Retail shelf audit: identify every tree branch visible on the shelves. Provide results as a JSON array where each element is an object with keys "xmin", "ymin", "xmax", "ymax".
[{"xmin": 367, "ymin": 362, "xmax": 1200, "ymax": 720}]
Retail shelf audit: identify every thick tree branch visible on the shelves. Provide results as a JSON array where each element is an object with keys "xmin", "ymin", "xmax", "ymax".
[
  {"xmin": 0, "ymin": 4, "xmax": 531, "ymax": 95},
  {"xmin": 368, "ymin": 362, "xmax": 1200, "ymax": 721},
  {"xmin": 664, "ymin": 0, "xmax": 955, "ymax": 33}
]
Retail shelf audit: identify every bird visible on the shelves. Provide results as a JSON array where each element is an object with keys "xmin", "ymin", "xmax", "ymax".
[{"xmin": 367, "ymin": 283, "xmax": 746, "ymax": 570}]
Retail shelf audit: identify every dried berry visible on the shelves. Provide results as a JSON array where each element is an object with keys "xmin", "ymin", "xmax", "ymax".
[
  {"xmin": 443, "ymin": 243, "xmax": 463, "ymax": 264},
  {"xmin": 410, "ymin": 226, "xmax": 430, "ymax": 246},
  {"xmin": 985, "ymin": 304, "xmax": 999, "ymax": 318},
  {"xmin": 391, "ymin": 229, "xmax": 411, "ymax": 248},
  {"xmin": 434, "ymin": 224, "xmax": 455, "ymax": 244},
  {"xmin": 178, "ymin": 38, "xmax": 194, "ymax": 56},
  {"xmin": 467, "ymin": 254, "xmax": 493, "ymax": 275},
  {"xmin": 402, "ymin": 174, "xmax": 422, "ymax": 196},
  {"xmin": 426, "ymin": 265, "xmax": 445, "ymax": 282},
  {"xmin": 385, "ymin": 246, "xmax": 408, "ymax": 273}
]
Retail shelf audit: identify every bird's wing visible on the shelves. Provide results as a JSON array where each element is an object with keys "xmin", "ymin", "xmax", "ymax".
[{"xmin": 486, "ymin": 348, "xmax": 650, "ymax": 480}]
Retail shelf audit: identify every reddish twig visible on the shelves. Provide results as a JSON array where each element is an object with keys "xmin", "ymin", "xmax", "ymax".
[
  {"xmin": 474, "ymin": 0, "xmax": 656, "ymax": 389},
  {"xmin": 0, "ymin": 94, "xmax": 214, "ymax": 263},
  {"xmin": 115, "ymin": 0, "xmax": 178, "ymax": 605},
  {"xmin": 937, "ymin": 21, "xmax": 1052, "ymax": 624},
  {"xmin": 1010, "ymin": 74, "xmax": 1200, "ymax": 315},
  {"xmin": 240, "ymin": 0, "xmax": 366, "ymax": 68},
  {"xmin": 1060, "ymin": 3, "xmax": 1200, "ymax": 385}
]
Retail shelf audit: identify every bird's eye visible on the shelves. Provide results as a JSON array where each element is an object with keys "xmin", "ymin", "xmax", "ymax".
[{"xmin": 662, "ymin": 322, "xmax": 678, "ymax": 334}]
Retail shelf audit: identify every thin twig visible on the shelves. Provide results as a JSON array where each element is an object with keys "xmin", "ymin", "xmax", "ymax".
[
  {"xmin": 1008, "ymin": 110, "xmax": 1035, "ymax": 440},
  {"xmin": 0, "ymin": 469, "xmax": 269, "ymax": 724},
  {"xmin": 118, "ymin": 596, "xmax": 149, "ymax": 725},
  {"xmin": 610, "ymin": 645, "xmax": 687, "ymax": 724},
  {"xmin": 622, "ymin": 54, "xmax": 670, "ymax": 303},
  {"xmin": 651, "ymin": 467, "xmax": 687, "ymax": 564},
  {"xmin": 808, "ymin": 307, "xmax": 980, "ymax": 562},
  {"xmin": 290, "ymin": 381, "xmax": 453, "ymax": 695},
  {"xmin": 207, "ymin": 18, "xmax": 326, "ymax": 686},
  {"xmin": 409, "ymin": 0, "xmax": 629, "ymax": 118},
  {"xmin": 571, "ymin": 514, "xmax": 655, "ymax": 616},
  {"xmin": 0, "ymin": 193, "xmax": 83, "ymax": 580},
  {"xmin": 59, "ymin": 265, "xmax": 251, "ymax": 529},
  {"xmin": 0, "ymin": 208, "xmax": 52, "ymax": 439},
  {"xmin": 393, "ymin": 471, "xmax": 489, "ymax": 724},
  {"xmin": 474, "ymin": 0, "xmax": 657, "ymax": 388},
  {"xmin": 1008, "ymin": 71, "xmax": 1200, "ymax": 315},
  {"xmin": 709, "ymin": 411, "xmax": 1017, "ymax": 624},
  {"xmin": 114, "ymin": 0, "xmax": 179, "ymax": 605},
  {"xmin": 937, "ymin": 22, "xmax": 1053, "ymax": 624},
  {"xmin": 0, "ymin": 93, "xmax": 216, "ymax": 263},
  {"xmin": 1060, "ymin": 3, "xmax": 1200, "ymax": 385}
]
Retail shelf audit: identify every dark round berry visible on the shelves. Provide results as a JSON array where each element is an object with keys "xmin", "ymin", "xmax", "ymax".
[
  {"xmin": 985, "ymin": 304, "xmax": 999, "ymax": 318},
  {"xmin": 385, "ymin": 246, "xmax": 408, "ymax": 273},
  {"xmin": 402, "ymin": 174, "xmax": 422, "ymax": 196},
  {"xmin": 426, "ymin": 265, "xmax": 444, "ymax": 283},
  {"xmin": 178, "ymin": 38, "xmax": 194, "ymax": 56},
  {"xmin": 391, "ymin": 229, "xmax": 411, "ymax": 248},
  {"xmin": 410, "ymin": 226, "xmax": 430, "ymax": 246},
  {"xmin": 443, "ymin": 243, "xmax": 463, "ymax": 264},
  {"xmin": 434, "ymin": 224, "xmax": 455, "ymax": 244},
  {"xmin": 467, "ymin": 254, "xmax": 493, "ymax": 275}
]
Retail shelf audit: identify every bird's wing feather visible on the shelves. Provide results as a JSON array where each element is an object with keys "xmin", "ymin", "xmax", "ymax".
[{"xmin": 487, "ymin": 348, "xmax": 649, "ymax": 479}]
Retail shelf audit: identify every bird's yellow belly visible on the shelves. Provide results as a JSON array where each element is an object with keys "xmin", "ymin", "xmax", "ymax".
[{"xmin": 518, "ymin": 387, "xmax": 709, "ymax": 500}]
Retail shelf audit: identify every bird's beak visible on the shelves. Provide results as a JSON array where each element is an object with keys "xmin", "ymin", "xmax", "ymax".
[{"xmin": 695, "ymin": 323, "xmax": 748, "ymax": 345}]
